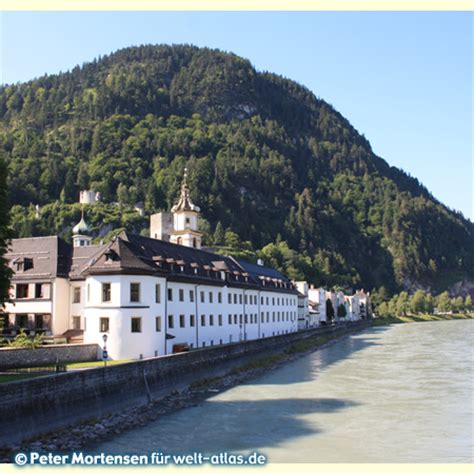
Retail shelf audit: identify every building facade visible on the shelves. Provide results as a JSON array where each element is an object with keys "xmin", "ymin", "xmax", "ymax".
[{"xmin": 3, "ymin": 172, "xmax": 298, "ymax": 360}]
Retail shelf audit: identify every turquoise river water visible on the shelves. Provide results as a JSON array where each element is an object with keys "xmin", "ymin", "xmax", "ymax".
[{"xmin": 97, "ymin": 319, "xmax": 473, "ymax": 462}]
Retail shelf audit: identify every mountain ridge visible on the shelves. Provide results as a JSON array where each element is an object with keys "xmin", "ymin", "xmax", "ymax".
[{"xmin": 1, "ymin": 44, "xmax": 473, "ymax": 295}]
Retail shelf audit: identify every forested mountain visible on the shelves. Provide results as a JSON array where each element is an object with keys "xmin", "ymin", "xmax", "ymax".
[{"xmin": 1, "ymin": 44, "xmax": 473, "ymax": 295}]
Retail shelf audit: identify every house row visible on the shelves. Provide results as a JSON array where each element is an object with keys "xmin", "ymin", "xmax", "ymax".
[{"xmin": 295, "ymin": 282, "xmax": 371, "ymax": 330}]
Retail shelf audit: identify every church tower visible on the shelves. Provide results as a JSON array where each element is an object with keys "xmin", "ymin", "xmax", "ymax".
[
  {"xmin": 168, "ymin": 168, "xmax": 202, "ymax": 249},
  {"xmin": 72, "ymin": 207, "xmax": 92, "ymax": 247}
]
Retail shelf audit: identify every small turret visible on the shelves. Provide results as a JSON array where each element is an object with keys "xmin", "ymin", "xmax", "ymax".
[{"xmin": 72, "ymin": 207, "xmax": 92, "ymax": 247}]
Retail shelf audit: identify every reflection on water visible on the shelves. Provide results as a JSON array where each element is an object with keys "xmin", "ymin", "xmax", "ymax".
[{"xmin": 97, "ymin": 320, "xmax": 474, "ymax": 463}]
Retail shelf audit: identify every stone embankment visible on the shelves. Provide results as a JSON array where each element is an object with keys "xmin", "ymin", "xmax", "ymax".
[{"xmin": 0, "ymin": 320, "xmax": 371, "ymax": 461}]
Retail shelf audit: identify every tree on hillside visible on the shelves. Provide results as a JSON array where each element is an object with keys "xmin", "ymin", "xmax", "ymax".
[{"xmin": 0, "ymin": 155, "xmax": 12, "ymax": 328}]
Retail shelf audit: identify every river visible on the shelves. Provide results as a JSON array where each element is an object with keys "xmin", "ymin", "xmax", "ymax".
[{"xmin": 97, "ymin": 320, "xmax": 473, "ymax": 462}]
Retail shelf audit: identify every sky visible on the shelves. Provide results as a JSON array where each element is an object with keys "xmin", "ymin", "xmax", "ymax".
[{"xmin": 1, "ymin": 11, "xmax": 472, "ymax": 221}]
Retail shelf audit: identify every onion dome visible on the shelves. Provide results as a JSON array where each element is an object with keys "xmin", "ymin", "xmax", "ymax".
[{"xmin": 73, "ymin": 209, "xmax": 91, "ymax": 235}]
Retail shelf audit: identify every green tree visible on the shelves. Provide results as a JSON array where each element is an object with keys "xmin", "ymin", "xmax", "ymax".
[
  {"xmin": 396, "ymin": 291, "xmax": 409, "ymax": 316},
  {"xmin": 436, "ymin": 291, "xmax": 451, "ymax": 313},
  {"xmin": 465, "ymin": 294, "xmax": 473, "ymax": 312},
  {"xmin": 337, "ymin": 304, "xmax": 347, "ymax": 318},
  {"xmin": 410, "ymin": 289, "xmax": 427, "ymax": 314},
  {"xmin": 326, "ymin": 299, "xmax": 335, "ymax": 321},
  {"xmin": 0, "ymin": 155, "xmax": 12, "ymax": 307},
  {"xmin": 213, "ymin": 222, "xmax": 225, "ymax": 246},
  {"xmin": 452, "ymin": 296, "xmax": 464, "ymax": 313}
]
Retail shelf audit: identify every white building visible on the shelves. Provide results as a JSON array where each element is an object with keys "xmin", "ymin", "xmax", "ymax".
[
  {"xmin": 3, "ymin": 171, "xmax": 299, "ymax": 360},
  {"xmin": 308, "ymin": 285, "xmax": 327, "ymax": 325},
  {"xmin": 79, "ymin": 190, "xmax": 101, "ymax": 205}
]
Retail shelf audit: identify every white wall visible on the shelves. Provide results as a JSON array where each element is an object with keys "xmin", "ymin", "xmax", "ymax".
[{"xmin": 83, "ymin": 274, "xmax": 167, "ymax": 360}]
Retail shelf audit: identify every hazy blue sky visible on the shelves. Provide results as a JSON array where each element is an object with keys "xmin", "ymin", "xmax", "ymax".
[{"xmin": 1, "ymin": 11, "xmax": 472, "ymax": 220}]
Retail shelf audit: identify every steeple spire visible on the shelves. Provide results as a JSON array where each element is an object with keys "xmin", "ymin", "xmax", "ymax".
[{"xmin": 171, "ymin": 167, "xmax": 200, "ymax": 213}]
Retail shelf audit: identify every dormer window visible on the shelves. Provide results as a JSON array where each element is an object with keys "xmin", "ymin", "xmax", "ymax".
[
  {"xmin": 14, "ymin": 257, "xmax": 33, "ymax": 272},
  {"xmin": 105, "ymin": 249, "xmax": 119, "ymax": 262}
]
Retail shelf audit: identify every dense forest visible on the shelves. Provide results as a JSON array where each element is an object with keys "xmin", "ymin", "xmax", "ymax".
[{"xmin": 1, "ymin": 44, "xmax": 473, "ymax": 295}]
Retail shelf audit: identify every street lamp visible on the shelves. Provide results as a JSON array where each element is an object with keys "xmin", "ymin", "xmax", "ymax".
[{"xmin": 102, "ymin": 333, "xmax": 108, "ymax": 367}]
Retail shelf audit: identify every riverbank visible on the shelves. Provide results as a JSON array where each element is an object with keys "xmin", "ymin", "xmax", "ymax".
[
  {"xmin": 0, "ymin": 324, "xmax": 368, "ymax": 462},
  {"xmin": 372, "ymin": 312, "xmax": 473, "ymax": 326}
]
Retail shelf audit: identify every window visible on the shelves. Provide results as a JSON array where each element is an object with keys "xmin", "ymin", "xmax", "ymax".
[
  {"xmin": 245, "ymin": 314, "xmax": 248, "ymax": 324},
  {"xmin": 261, "ymin": 297, "xmax": 264, "ymax": 305},
  {"xmin": 185, "ymin": 217, "xmax": 190, "ymax": 225},
  {"xmin": 131, "ymin": 317, "xmax": 141, "ymax": 333},
  {"xmin": 202, "ymin": 342, "xmax": 206, "ymax": 347},
  {"xmin": 179, "ymin": 314, "xmax": 185, "ymax": 328},
  {"xmin": 190, "ymin": 314, "xmax": 195, "ymax": 327},
  {"xmin": 16, "ymin": 284, "xmax": 28, "ymax": 299},
  {"xmin": 209, "ymin": 314, "xmax": 214, "ymax": 326},
  {"xmin": 218, "ymin": 292, "xmax": 222, "ymax": 304},
  {"xmin": 228, "ymin": 294, "xmax": 232, "ymax": 304},
  {"xmin": 201, "ymin": 315, "xmax": 206, "ymax": 326},
  {"xmin": 73, "ymin": 287, "xmax": 81, "ymax": 304},
  {"xmin": 244, "ymin": 295, "xmax": 248, "ymax": 304},
  {"xmin": 179, "ymin": 289, "xmax": 184, "ymax": 302},
  {"xmin": 16, "ymin": 314, "xmax": 28, "ymax": 328},
  {"xmin": 239, "ymin": 294, "xmax": 242, "ymax": 304},
  {"xmin": 155, "ymin": 316, "xmax": 162, "ymax": 332},
  {"xmin": 35, "ymin": 283, "xmax": 43, "ymax": 299},
  {"xmin": 155, "ymin": 284, "xmax": 161, "ymax": 303},
  {"xmin": 102, "ymin": 283, "xmax": 111, "ymax": 302},
  {"xmin": 239, "ymin": 314, "xmax": 243, "ymax": 324},
  {"xmin": 168, "ymin": 314, "xmax": 174, "ymax": 329},
  {"xmin": 218, "ymin": 314, "xmax": 223, "ymax": 326},
  {"xmin": 209, "ymin": 292, "xmax": 213, "ymax": 303},
  {"xmin": 200, "ymin": 291, "xmax": 205, "ymax": 303},
  {"xmin": 261, "ymin": 312, "xmax": 264, "ymax": 323},
  {"xmin": 177, "ymin": 237, "xmax": 182, "ymax": 245},
  {"xmin": 130, "ymin": 283, "xmax": 140, "ymax": 302},
  {"xmin": 100, "ymin": 317, "xmax": 109, "ymax": 333},
  {"xmin": 189, "ymin": 290, "xmax": 194, "ymax": 302},
  {"xmin": 34, "ymin": 314, "xmax": 43, "ymax": 329},
  {"xmin": 266, "ymin": 297, "xmax": 269, "ymax": 305},
  {"xmin": 228, "ymin": 314, "xmax": 232, "ymax": 324},
  {"xmin": 234, "ymin": 314, "xmax": 237, "ymax": 324},
  {"xmin": 168, "ymin": 288, "xmax": 173, "ymax": 301},
  {"xmin": 233, "ymin": 294, "xmax": 237, "ymax": 304},
  {"xmin": 72, "ymin": 316, "xmax": 81, "ymax": 330}
]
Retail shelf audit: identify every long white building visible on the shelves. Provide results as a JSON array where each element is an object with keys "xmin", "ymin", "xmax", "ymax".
[{"xmin": 3, "ymin": 171, "xmax": 298, "ymax": 360}]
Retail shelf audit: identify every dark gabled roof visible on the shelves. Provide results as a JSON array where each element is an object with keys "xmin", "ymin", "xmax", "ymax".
[
  {"xmin": 235, "ymin": 259, "xmax": 291, "ymax": 283},
  {"xmin": 84, "ymin": 232, "xmax": 297, "ymax": 293},
  {"xmin": 5, "ymin": 236, "xmax": 71, "ymax": 280}
]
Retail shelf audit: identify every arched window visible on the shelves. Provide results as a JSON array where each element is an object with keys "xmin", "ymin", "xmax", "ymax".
[
  {"xmin": 177, "ymin": 237, "xmax": 182, "ymax": 245},
  {"xmin": 193, "ymin": 238, "xmax": 197, "ymax": 248}
]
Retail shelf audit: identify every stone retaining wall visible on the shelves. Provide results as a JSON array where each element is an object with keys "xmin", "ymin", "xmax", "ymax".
[
  {"xmin": 0, "ymin": 321, "xmax": 371, "ymax": 446},
  {"xmin": 0, "ymin": 344, "xmax": 99, "ymax": 369}
]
